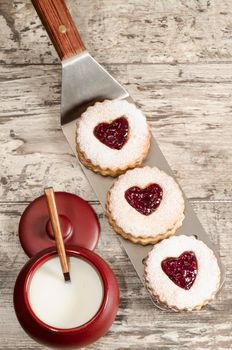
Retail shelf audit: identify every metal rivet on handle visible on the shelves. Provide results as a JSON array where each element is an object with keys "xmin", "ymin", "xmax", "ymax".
[{"xmin": 59, "ymin": 24, "xmax": 67, "ymax": 33}]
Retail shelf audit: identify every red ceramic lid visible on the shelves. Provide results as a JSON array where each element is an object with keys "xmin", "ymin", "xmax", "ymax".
[{"xmin": 19, "ymin": 192, "xmax": 100, "ymax": 257}]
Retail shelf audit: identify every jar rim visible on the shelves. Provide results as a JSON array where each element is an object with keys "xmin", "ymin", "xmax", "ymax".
[{"xmin": 23, "ymin": 247, "xmax": 108, "ymax": 333}]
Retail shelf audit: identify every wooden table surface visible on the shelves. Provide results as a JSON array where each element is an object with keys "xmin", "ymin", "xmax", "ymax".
[{"xmin": 0, "ymin": 1, "xmax": 232, "ymax": 349}]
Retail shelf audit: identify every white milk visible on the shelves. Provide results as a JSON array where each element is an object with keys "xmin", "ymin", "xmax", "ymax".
[{"xmin": 28, "ymin": 256, "xmax": 104, "ymax": 329}]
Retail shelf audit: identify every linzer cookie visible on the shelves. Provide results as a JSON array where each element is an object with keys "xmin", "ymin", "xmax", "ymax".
[
  {"xmin": 76, "ymin": 100, "xmax": 150, "ymax": 176},
  {"xmin": 106, "ymin": 166, "xmax": 185, "ymax": 245},
  {"xmin": 144, "ymin": 235, "xmax": 221, "ymax": 311}
]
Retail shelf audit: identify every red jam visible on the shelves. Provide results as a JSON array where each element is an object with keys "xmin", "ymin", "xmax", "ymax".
[
  {"xmin": 124, "ymin": 184, "xmax": 163, "ymax": 216},
  {"xmin": 161, "ymin": 251, "xmax": 198, "ymax": 290},
  {"xmin": 93, "ymin": 116, "xmax": 129, "ymax": 150}
]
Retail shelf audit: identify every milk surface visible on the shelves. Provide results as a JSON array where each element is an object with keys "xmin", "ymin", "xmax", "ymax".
[{"xmin": 28, "ymin": 256, "xmax": 104, "ymax": 329}]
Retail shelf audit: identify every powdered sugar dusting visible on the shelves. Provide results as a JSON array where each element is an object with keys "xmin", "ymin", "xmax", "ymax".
[
  {"xmin": 145, "ymin": 235, "xmax": 221, "ymax": 310},
  {"xmin": 77, "ymin": 100, "xmax": 150, "ymax": 169},
  {"xmin": 109, "ymin": 166, "xmax": 185, "ymax": 237}
]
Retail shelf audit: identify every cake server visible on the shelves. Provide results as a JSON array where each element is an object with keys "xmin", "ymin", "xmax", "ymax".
[{"xmin": 32, "ymin": 0, "xmax": 225, "ymax": 302}]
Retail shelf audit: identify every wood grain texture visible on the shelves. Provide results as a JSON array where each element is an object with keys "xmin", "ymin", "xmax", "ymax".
[
  {"xmin": 31, "ymin": 0, "xmax": 85, "ymax": 60},
  {"xmin": 0, "ymin": 202, "xmax": 231, "ymax": 350},
  {"xmin": 0, "ymin": 0, "xmax": 232, "ymax": 349},
  {"xmin": 0, "ymin": 64, "xmax": 231, "ymax": 202},
  {"xmin": 1, "ymin": 0, "xmax": 232, "ymax": 65},
  {"xmin": 44, "ymin": 187, "xmax": 70, "ymax": 277}
]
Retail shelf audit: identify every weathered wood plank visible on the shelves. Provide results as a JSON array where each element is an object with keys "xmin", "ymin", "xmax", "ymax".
[
  {"xmin": 0, "ymin": 64, "xmax": 231, "ymax": 202},
  {"xmin": 1, "ymin": 1, "xmax": 232, "ymax": 349},
  {"xmin": 0, "ymin": 202, "xmax": 231, "ymax": 350},
  {"xmin": 1, "ymin": 0, "xmax": 232, "ymax": 65}
]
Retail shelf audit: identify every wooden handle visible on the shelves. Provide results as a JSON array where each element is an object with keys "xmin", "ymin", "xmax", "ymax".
[
  {"xmin": 32, "ymin": 0, "xmax": 85, "ymax": 60},
  {"xmin": 44, "ymin": 188, "xmax": 70, "ymax": 279}
]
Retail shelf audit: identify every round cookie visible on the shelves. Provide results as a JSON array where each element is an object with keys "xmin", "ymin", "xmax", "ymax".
[
  {"xmin": 106, "ymin": 166, "xmax": 185, "ymax": 245},
  {"xmin": 76, "ymin": 100, "xmax": 150, "ymax": 177},
  {"xmin": 144, "ymin": 235, "xmax": 221, "ymax": 311}
]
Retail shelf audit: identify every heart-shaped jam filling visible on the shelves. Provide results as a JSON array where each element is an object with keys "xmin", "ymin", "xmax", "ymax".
[
  {"xmin": 161, "ymin": 251, "xmax": 198, "ymax": 290},
  {"xmin": 93, "ymin": 116, "xmax": 129, "ymax": 150},
  {"xmin": 124, "ymin": 184, "xmax": 163, "ymax": 216}
]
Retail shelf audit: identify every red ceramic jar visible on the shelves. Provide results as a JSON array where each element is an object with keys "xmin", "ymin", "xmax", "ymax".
[{"xmin": 14, "ymin": 192, "xmax": 119, "ymax": 349}]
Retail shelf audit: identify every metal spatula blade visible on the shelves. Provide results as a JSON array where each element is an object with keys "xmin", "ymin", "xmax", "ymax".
[
  {"xmin": 32, "ymin": 0, "xmax": 225, "ymax": 308},
  {"xmin": 61, "ymin": 52, "xmax": 130, "ymax": 124},
  {"xmin": 60, "ymin": 50, "xmax": 134, "ymax": 197}
]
